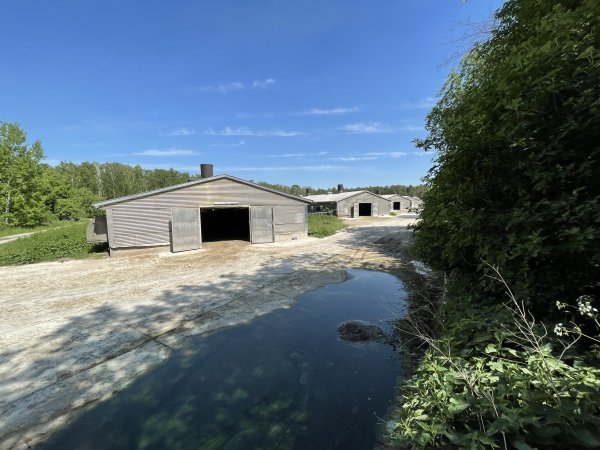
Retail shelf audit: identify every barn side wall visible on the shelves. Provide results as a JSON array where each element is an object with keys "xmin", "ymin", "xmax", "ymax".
[
  {"xmin": 336, "ymin": 193, "xmax": 391, "ymax": 217},
  {"xmin": 106, "ymin": 178, "xmax": 308, "ymax": 249},
  {"xmin": 386, "ymin": 195, "xmax": 411, "ymax": 210},
  {"xmin": 273, "ymin": 205, "xmax": 307, "ymax": 241}
]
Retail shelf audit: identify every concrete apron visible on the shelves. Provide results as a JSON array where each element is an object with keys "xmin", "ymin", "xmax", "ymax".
[{"xmin": 0, "ymin": 220, "xmax": 418, "ymax": 449}]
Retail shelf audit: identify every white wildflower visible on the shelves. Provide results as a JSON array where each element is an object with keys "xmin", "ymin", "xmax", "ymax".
[
  {"xmin": 576, "ymin": 295, "xmax": 597, "ymax": 318},
  {"xmin": 556, "ymin": 300, "xmax": 567, "ymax": 310},
  {"xmin": 554, "ymin": 323, "xmax": 566, "ymax": 337}
]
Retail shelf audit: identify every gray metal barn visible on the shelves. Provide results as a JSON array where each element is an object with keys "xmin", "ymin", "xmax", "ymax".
[
  {"xmin": 304, "ymin": 190, "xmax": 390, "ymax": 218},
  {"xmin": 406, "ymin": 196, "xmax": 423, "ymax": 209},
  {"xmin": 90, "ymin": 174, "xmax": 311, "ymax": 254},
  {"xmin": 381, "ymin": 194, "xmax": 411, "ymax": 211}
]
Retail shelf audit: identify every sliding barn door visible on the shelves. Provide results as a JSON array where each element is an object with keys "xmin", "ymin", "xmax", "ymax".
[
  {"xmin": 171, "ymin": 208, "xmax": 202, "ymax": 252},
  {"xmin": 250, "ymin": 206, "xmax": 274, "ymax": 243}
]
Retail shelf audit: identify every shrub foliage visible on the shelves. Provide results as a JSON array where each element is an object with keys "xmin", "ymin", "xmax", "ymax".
[
  {"xmin": 392, "ymin": 0, "xmax": 600, "ymax": 447},
  {"xmin": 414, "ymin": 0, "xmax": 600, "ymax": 313},
  {"xmin": 0, "ymin": 222, "xmax": 106, "ymax": 265}
]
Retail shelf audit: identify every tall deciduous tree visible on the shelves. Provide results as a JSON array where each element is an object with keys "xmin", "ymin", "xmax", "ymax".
[
  {"xmin": 414, "ymin": 0, "xmax": 600, "ymax": 312},
  {"xmin": 0, "ymin": 122, "xmax": 47, "ymax": 226}
]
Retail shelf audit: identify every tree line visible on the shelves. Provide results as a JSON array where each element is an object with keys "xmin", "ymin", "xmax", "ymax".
[
  {"xmin": 254, "ymin": 181, "xmax": 427, "ymax": 198},
  {"xmin": 0, "ymin": 121, "xmax": 426, "ymax": 227}
]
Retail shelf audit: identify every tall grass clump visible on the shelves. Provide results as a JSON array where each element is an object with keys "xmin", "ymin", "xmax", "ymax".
[
  {"xmin": 308, "ymin": 214, "xmax": 347, "ymax": 238},
  {"xmin": 0, "ymin": 222, "xmax": 107, "ymax": 265}
]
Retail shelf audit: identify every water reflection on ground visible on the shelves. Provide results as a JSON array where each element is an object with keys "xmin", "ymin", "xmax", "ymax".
[{"xmin": 42, "ymin": 269, "xmax": 407, "ymax": 450}]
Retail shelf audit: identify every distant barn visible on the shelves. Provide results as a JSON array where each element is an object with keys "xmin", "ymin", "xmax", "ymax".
[
  {"xmin": 381, "ymin": 194, "xmax": 411, "ymax": 212},
  {"xmin": 89, "ymin": 166, "xmax": 311, "ymax": 254},
  {"xmin": 406, "ymin": 196, "xmax": 423, "ymax": 209},
  {"xmin": 304, "ymin": 190, "xmax": 390, "ymax": 218}
]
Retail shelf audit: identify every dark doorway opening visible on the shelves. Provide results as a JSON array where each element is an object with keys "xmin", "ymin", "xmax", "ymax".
[
  {"xmin": 200, "ymin": 207, "xmax": 250, "ymax": 242},
  {"xmin": 358, "ymin": 203, "xmax": 372, "ymax": 216},
  {"xmin": 393, "ymin": 202, "xmax": 400, "ymax": 210}
]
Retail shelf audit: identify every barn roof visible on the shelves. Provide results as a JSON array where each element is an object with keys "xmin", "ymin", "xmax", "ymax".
[
  {"xmin": 381, "ymin": 194, "xmax": 404, "ymax": 199},
  {"xmin": 94, "ymin": 174, "xmax": 313, "ymax": 208},
  {"xmin": 303, "ymin": 190, "xmax": 390, "ymax": 203}
]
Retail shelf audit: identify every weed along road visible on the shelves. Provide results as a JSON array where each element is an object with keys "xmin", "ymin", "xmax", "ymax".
[{"xmin": 0, "ymin": 216, "xmax": 419, "ymax": 449}]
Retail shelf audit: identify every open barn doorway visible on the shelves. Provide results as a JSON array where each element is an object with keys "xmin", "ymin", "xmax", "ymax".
[
  {"xmin": 358, "ymin": 203, "xmax": 372, "ymax": 216},
  {"xmin": 393, "ymin": 201, "xmax": 400, "ymax": 210},
  {"xmin": 200, "ymin": 207, "xmax": 250, "ymax": 242}
]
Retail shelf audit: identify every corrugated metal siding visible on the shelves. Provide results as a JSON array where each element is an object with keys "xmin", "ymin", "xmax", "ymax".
[
  {"xmin": 114, "ymin": 178, "xmax": 305, "ymax": 208},
  {"xmin": 273, "ymin": 205, "xmax": 307, "ymax": 238},
  {"xmin": 171, "ymin": 208, "xmax": 202, "ymax": 252},
  {"xmin": 107, "ymin": 178, "xmax": 308, "ymax": 249},
  {"xmin": 384, "ymin": 194, "xmax": 411, "ymax": 210},
  {"xmin": 111, "ymin": 206, "xmax": 171, "ymax": 248},
  {"xmin": 250, "ymin": 206, "xmax": 274, "ymax": 243},
  {"xmin": 335, "ymin": 192, "xmax": 391, "ymax": 217}
]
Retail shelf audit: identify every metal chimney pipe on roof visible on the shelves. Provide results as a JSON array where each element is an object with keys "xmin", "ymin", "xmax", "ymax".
[
  {"xmin": 200, "ymin": 164, "xmax": 214, "ymax": 179},
  {"xmin": 305, "ymin": 188, "xmax": 310, "ymax": 196},
  {"xmin": 337, "ymin": 184, "xmax": 344, "ymax": 193}
]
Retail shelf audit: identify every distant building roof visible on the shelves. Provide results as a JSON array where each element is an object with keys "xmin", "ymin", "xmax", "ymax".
[
  {"xmin": 381, "ymin": 194, "xmax": 403, "ymax": 199},
  {"xmin": 304, "ymin": 190, "xmax": 389, "ymax": 203}
]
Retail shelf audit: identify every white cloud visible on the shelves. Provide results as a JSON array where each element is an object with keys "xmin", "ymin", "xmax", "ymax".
[
  {"xmin": 401, "ymin": 96, "xmax": 436, "ymax": 109},
  {"xmin": 303, "ymin": 107, "xmax": 359, "ymax": 115},
  {"xmin": 133, "ymin": 148, "xmax": 199, "ymax": 156},
  {"xmin": 365, "ymin": 151, "xmax": 407, "ymax": 158},
  {"xmin": 398, "ymin": 125, "xmax": 425, "ymax": 132},
  {"xmin": 216, "ymin": 82, "xmax": 244, "ymax": 93},
  {"xmin": 252, "ymin": 78, "xmax": 276, "ymax": 88},
  {"xmin": 221, "ymin": 165, "xmax": 346, "ymax": 172},
  {"xmin": 412, "ymin": 150, "xmax": 435, "ymax": 157},
  {"xmin": 329, "ymin": 151, "xmax": 408, "ymax": 161},
  {"xmin": 338, "ymin": 122, "xmax": 393, "ymax": 134},
  {"xmin": 161, "ymin": 127, "xmax": 197, "ymax": 136},
  {"xmin": 203, "ymin": 127, "xmax": 303, "ymax": 137},
  {"xmin": 208, "ymin": 140, "xmax": 246, "ymax": 148},
  {"xmin": 235, "ymin": 112, "xmax": 275, "ymax": 119},
  {"xmin": 197, "ymin": 78, "xmax": 275, "ymax": 93},
  {"xmin": 330, "ymin": 156, "xmax": 378, "ymax": 161},
  {"xmin": 267, "ymin": 151, "xmax": 328, "ymax": 158}
]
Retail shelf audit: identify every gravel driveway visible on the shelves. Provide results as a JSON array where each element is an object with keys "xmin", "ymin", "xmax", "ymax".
[{"xmin": 0, "ymin": 216, "xmax": 417, "ymax": 449}]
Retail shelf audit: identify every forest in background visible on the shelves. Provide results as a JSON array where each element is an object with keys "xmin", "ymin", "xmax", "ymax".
[{"xmin": 0, "ymin": 120, "xmax": 426, "ymax": 227}]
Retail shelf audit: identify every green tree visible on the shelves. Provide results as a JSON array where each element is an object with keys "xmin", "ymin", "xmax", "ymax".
[
  {"xmin": 0, "ymin": 122, "xmax": 48, "ymax": 226},
  {"xmin": 145, "ymin": 168, "xmax": 191, "ymax": 190},
  {"xmin": 414, "ymin": 0, "xmax": 600, "ymax": 312}
]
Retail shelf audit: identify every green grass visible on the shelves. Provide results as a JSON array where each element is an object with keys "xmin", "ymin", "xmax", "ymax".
[
  {"xmin": 308, "ymin": 214, "xmax": 347, "ymax": 238},
  {"xmin": 0, "ymin": 222, "xmax": 107, "ymax": 265},
  {"xmin": 0, "ymin": 220, "xmax": 74, "ymax": 238}
]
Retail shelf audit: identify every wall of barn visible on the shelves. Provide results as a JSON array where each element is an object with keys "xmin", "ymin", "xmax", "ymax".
[
  {"xmin": 105, "ymin": 178, "xmax": 307, "ymax": 249},
  {"xmin": 336, "ymin": 193, "xmax": 391, "ymax": 217},
  {"xmin": 386, "ymin": 195, "xmax": 411, "ymax": 210},
  {"xmin": 273, "ymin": 205, "xmax": 307, "ymax": 241}
]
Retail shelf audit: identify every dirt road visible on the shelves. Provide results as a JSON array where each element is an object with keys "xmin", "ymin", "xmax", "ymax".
[{"xmin": 0, "ymin": 216, "xmax": 419, "ymax": 449}]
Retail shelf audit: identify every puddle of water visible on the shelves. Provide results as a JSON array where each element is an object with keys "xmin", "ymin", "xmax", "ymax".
[{"xmin": 41, "ymin": 269, "xmax": 407, "ymax": 450}]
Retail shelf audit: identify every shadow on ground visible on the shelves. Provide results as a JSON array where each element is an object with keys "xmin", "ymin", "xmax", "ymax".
[{"xmin": 0, "ymin": 222, "xmax": 424, "ymax": 449}]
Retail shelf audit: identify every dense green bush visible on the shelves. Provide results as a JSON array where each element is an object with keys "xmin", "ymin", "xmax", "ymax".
[
  {"xmin": 414, "ymin": 0, "xmax": 600, "ymax": 314},
  {"xmin": 0, "ymin": 222, "xmax": 106, "ymax": 265},
  {"xmin": 391, "ymin": 0, "xmax": 600, "ymax": 447},
  {"xmin": 308, "ymin": 214, "xmax": 347, "ymax": 238},
  {"xmin": 389, "ymin": 278, "xmax": 600, "ymax": 449}
]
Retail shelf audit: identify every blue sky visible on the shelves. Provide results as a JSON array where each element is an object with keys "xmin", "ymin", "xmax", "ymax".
[{"xmin": 1, "ymin": 0, "xmax": 502, "ymax": 188}]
